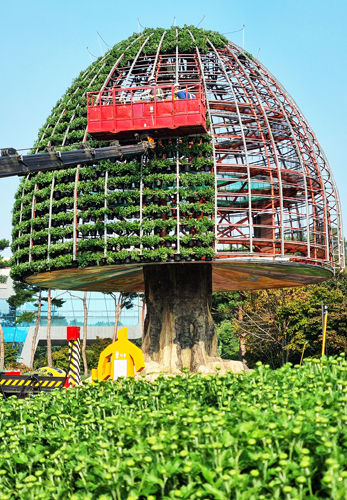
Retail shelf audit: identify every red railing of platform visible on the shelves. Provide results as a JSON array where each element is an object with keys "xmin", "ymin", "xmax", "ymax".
[{"xmin": 87, "ymin": 84, "xmax": 207, "ymax": 140}]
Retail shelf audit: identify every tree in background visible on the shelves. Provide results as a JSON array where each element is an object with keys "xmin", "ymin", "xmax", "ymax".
[
  {"xmin": 85, "ymin": 337, "xmax": 113, "ymax": 370},
  {"xmin": 105, "ymin": 292, "xmax": 138, "ymax": 342},
  {"xmin": 46, "ymin": 290, "xmax": 66, "ymax": 367},
  {"xmin": 140, "ymin": 293, "xmax": 146, "ymax": 343},
  {"xmin": 278, "ymin": 274, "xmax": 347, "ymax": 358},
  {"xmin": 34, "ymin": 345, "xmax": 63, "ymax": 369},
  {"xmin": 7, "ymin": 281, "xmax": 43, "ymax": 369},
  {"xmin": 4, "ymin": 343, "xmax": 20, "ymax": 367},
  {"xmin": 212, "ymin": 291, "xmax": 246, "ymax": 362},
  {"xmin": 0, "ymin": 239, "xmax": 9, "ymax": 268},
  {"xmin": 82, "ymin": 292, "xmax": 88, "ymax": 375},
  {"xmin": 33, "ymin": 291, "xmax": 139, "ymax": 374},
  {"xmin": 68, "ymin": 291, "xmax": 89, "ymax": 375},
  {"xmin": 50, "ymin": 347, "xmax": 70, "ymax": 372},
  {"xmin": 232, "ymin": 272, "xmax": 347, "ymax": 368},
  {"xmin": 233, "ymin": 288, "xmax": 302, "ymax": 369},
  {"xmin": 216, "ymin": 321, "xmax": 239, "ymax": 360},
  {"xmin": 0, "ymin": 238, "xmax": 9, "ymax": 370},
  {"xmin": 30, "ymin": 288, "xmax": 42, "ymax": 370},
  {"xmin": 5, "ymin": 361, "xmax": 31, "ymax": 373}
]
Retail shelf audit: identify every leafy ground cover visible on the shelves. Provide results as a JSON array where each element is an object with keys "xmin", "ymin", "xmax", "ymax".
[{"xmin": 1, "ymin": 357, "xmax": 347, "ymax": 499}]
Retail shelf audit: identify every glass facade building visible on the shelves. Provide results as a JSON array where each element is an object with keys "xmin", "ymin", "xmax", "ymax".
[{"xmin": 0, "ymin": 268, "xmax": 141, "ymax": 352}]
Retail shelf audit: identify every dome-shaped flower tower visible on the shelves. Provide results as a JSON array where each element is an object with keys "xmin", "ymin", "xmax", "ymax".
[{"xmin": 11, "ymin": 26, "xmax": 344, "ymax": 372}]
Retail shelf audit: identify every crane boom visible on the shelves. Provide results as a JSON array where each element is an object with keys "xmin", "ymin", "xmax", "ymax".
[{"xmin": 0, "ymin": 140, "xmax": 154, "ymax": 179}]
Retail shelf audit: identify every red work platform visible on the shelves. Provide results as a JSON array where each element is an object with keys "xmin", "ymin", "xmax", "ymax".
[{"xmin": 87, "ymin": 84, "xmax": 207, "ymax": 140}]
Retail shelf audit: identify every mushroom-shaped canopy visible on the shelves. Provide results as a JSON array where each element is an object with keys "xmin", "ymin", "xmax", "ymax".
[{"xmin": 11, "ymin": 26, "xmax": 344, "ymax": 292}]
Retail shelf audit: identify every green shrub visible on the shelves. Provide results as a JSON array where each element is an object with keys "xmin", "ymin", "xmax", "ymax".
[{"xmin": 1, "ymin": 357, "xmax": 347, "ymax": 498}]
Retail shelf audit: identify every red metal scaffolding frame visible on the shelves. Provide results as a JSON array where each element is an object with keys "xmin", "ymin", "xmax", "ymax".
[{"xmin": 27, "ymin": 30, "xmax": 343, "ymax": 277}]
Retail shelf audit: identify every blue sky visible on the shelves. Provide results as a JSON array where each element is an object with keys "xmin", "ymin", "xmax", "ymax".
[{"xmin": 1, "ymin": 0, "xmax": 346, "ymax": 257}]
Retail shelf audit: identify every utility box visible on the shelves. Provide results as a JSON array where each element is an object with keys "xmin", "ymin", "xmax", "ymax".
[{"xmin": 67, "ymin": 326, "xmax": 80, "ymax": 341}]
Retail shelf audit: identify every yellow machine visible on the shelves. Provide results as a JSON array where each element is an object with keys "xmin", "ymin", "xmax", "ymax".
[
  {"xmin": 37, "ymin": 367, "xmax": 66, "ymax": 377},
  {"xmin": 92, "ymin": 327, "xmax": 145, "ymax": 381}
]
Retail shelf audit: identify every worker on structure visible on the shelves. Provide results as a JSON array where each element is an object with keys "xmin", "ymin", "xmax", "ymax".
[
  {"xmin": 174, "ymin": 85, "xmax": 196, "ymax": 99},
  {"xmin": 140, "ymin": 77, "xmax": 164, "ymax": 101}
]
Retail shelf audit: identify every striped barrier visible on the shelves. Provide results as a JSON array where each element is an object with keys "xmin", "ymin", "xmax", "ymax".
[
  {"xmin": 0, "ymin": 374, "xmax": 67, "ymax": 398},
  {"xmin": 0, "ymin": 326, "xmax": 81, "ymax": 398}
]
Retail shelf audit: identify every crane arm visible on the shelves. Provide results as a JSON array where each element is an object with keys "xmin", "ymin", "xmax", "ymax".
[{"xmin": 0, "ymin": 140, "xmax": 154, "ymax": 179}]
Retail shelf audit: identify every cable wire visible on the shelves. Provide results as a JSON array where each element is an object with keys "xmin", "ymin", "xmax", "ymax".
[
  {"xmin": 97, "ymin": 31, "xmax": 111, "ymax": 48},
  {"xmin": 222, "ymin": 27, "xmax": 244, "ymax": 35},
  {"xmin": 138, "ymin": 18, "xmax": 146, "ymax": 30},
  {"xmin": 87, "ymin": 47, "xmax": 98, "ymax": 60},
  {"xmin": 196, "ymin": 15, "xmax": 205, "ymax": 28},
  {"xmin": 97, "ymin": 33, "xmax": 104, "ymax": 57}
]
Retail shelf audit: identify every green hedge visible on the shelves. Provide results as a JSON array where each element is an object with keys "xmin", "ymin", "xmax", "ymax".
[{"xmin": 11, "ymin": 136, "xmax": 216, "ymax": 281}]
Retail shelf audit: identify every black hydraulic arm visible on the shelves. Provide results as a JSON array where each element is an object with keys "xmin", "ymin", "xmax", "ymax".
[{"xmin": 0, "ymin": 141, "xmax": 154, "ymax": 179}]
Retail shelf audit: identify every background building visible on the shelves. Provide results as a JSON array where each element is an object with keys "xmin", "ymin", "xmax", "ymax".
[{"xmin": 0, "ymin": 267, "xmax": 142, "ymax": 366}]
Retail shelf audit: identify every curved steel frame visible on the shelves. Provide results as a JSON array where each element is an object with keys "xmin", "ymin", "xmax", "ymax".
[{"xmin": 25, "ymin": 32, "xmax": 344, "ymax": 281}]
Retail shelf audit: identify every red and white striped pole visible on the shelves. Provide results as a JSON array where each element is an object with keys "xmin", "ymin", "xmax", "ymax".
[{"xmin": 67, "ymin": 326, "xmax": 81, "ymax": 386}]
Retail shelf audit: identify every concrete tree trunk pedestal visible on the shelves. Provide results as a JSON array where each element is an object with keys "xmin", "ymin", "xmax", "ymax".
[{"xmin": 142, "ymin": 263, "xmax": 244, "ymax": 375}]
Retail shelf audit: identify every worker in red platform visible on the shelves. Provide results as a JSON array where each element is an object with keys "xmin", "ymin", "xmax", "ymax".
[
  {"xmin": 140, "ymin": 77, "xmax": 164, "ymax": 101},
  {"xmin": 174, "ymin": 85, "xmax": 196, "ymax": 99}
]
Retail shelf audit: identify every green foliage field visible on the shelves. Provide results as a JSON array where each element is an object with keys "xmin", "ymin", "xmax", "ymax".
[{"xmin": 1, "ymin": 357, "xmax": 347, "ymax": 499}]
